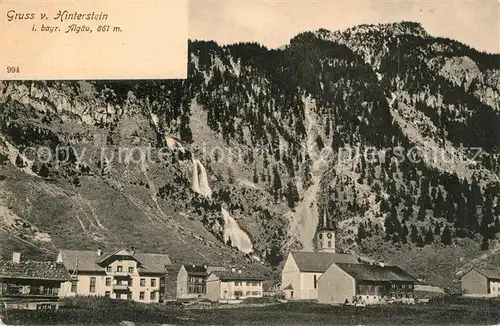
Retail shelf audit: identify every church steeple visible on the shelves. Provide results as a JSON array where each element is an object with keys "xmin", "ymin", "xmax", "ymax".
[{"xmin": 316, "ymin": 209, "xmax": 336, "ymax": 253}]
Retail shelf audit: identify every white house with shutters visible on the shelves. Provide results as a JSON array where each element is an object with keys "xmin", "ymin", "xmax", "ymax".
[{"xmin": 57, "ymin": 247, "xmax": 171, "ymax": 303}]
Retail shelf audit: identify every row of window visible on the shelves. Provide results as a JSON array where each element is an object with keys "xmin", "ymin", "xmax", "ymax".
[
  {"xmin": 104, "ymin": 291, "xmax": 157, "ymax": 300},
  {"xmin": 318, "ymin": 241, "xmax": 332, "ymax": 248},
  {"xmin": 0, "ymin": 283, "xmax": 59, "ymax": 296},
  {"xmin": 233, "ymin": 281, "xmax": 262, "ymax": 286},
  {"xmin": 70, "ymin": 277, "xmax": 157, "ymax": 293},
  {"xmin": 106, "ymin": 266, "xmax": 134, "ymax": 273},
  {"xmin": 104, "ymin": 278, "xmax": 156, "ymax": 287},
  {"xmin": 188, "ymin": 285, "xmax": 205, "ymax": 294},
  {"xmin": 233, "ymin": 291, "xmax": 261, "ymax": 296},
  {"xmin": 188, "ymin": 276, "xmax": 204, "ymax": 283}
]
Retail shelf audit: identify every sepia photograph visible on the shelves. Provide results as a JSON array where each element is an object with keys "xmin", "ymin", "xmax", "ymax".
[{"xmin": 0, "ymin": 0, "xmax": 499, "ymax": 325}]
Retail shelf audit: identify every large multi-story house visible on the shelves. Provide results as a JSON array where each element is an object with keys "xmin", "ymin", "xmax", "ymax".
[
  {"xmin": 176, "ymin": 264, "xmax": 226, "ymax": 300},
  {"xmin": 57, "ymin": 247, "xmax": 171, "ymax": 303},
  {"xmin": 205, "ymin": 269, "xmax": 265, "ymax": 302},
  {"xmin": 0, "ymin": 252, "xmax": 70, "ymax": 310}
]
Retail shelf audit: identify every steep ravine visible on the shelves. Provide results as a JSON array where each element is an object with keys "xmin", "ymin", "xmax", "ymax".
[{"xmin": 164, "ymin": 136, "xmax": 254, "ymax": 254}]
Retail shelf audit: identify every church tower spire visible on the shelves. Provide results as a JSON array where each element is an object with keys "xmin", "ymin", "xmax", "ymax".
[{"xmin": 316, "ymin": 208, "xmax": 336, "ymax": 253}]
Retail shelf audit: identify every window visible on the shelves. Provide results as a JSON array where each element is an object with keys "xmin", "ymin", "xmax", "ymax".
[
  {"xmin": 140, "ymin": 278, "xmax": 145, "ymax": 287},
  {"xmin": 313, "ymin": 275, "xmax": 317, "ymax": 289},
  {"xmin": 104, "ymin": 291, "xmax": 110, "ymax": 297},
  {"xmin": 139, "ymin": 291, "xmax": 145, "ymax": 300},
  {"xmin": 252, "ymin": 291, "xmax": 260, "ymax": 295},
  {"xmin": 320, "ymin": 242, "xmax": 323, "ymax": 248},
  {"xmin": 89, "ymin": 277, "xmax": 96, "ymax": 293},
  {"xmin": 128, "ymin": 267, "xmax": 134, "ymax": 273},
  {"xmin": 234, "ymin": 291, "xmax": 243, "ymax": 297},
  {"xmin": 128, "ymin": 279, "xmax": 133, "ymax": 286},
  {"xmin": 246, "ymin": 291, "xmax": 251, "ymax": 295},
  {"xmin": 106, "ymin": 266, "xmax": 112, "ymax": 272},
  {"xmin": 127, "ymin": 293, "xmax": 132, "ymax": 299},
  {"xmin": 150, "ymin": 292, "xmax": 156, "ymax": 300},
  {"xmin": 105, "ymin": 278, "xmax": 111, "ymax": 286},
  {"xmin": 117, "ymin": 266, "xmax": 123, "ymax": 272},
  {"xmin": 188, "ymin": 286, "xmax": 194, "ymax": 293},
  {"xmin": 327, "ymin": 241, "xmax": 331, "ymax": 247},
  {"xmin": 70, "ymin": 280, "xmax": 77, "ymax": 293},
  {"xmin": 246, "ymin": 282, "xmax": 251, "ymax": 286},
  {"xmin": 151, "ymin": 279, "xmax": 156, "ymax": 287},
  {"xmin": 234, "ymin": 281, "xmax": 241, "ymax": 286}
]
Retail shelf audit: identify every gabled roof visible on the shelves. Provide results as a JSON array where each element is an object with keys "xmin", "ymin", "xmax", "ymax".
[
  {"xmin": 0, "ymin": 260, "xmax": 70, "ymax": 281},
  {"xmin": 469, "ymin": 268, "xmax": 500, "ymax": 280},
  {"xmin": 58, "ymin": 249, "xmax": 171, "ymax": 274},
  {"xmin": 209, "ymin": 270, "xmax": 265, "ymax": 281},
  {"xmin": 96, "ymin": 248, "xmax": 141, "ymax": 264},
  {"xmin": 335, "ymin": 263, "xmax": 417, "ymax": 282},
  {"xmin": 291, "ymin": 252, "xmax": 358, "ymax": 272},
  {"xmin": 135, "ymin": 253, "xmax": 172, "ymax": 274}
]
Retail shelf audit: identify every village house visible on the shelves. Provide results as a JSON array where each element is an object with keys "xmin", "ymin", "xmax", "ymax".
[
  {"xmin": 205, "ymin": 269, "xmax": 265, "ymax": 302},
  {"xmin": 461, "ymin": 268, "xmax": 500, "ymax": 297},
  {"xmin": 176, "ymin": 264, "xmax": 227, "ymax": 300},
  {"xmin": 318, "ymin": 263, "xmax": 417, "ymax": 305},
  {"xmin": 57, "ymin": 247, "xmax": 171, "ymax": 303},
  {"xmin": 281, "ymin": 219, "xmax": 358, "ymax": 300},
  {"xmin": 0, "ymin": 252, "xmax": 70, "ymax": 310}
]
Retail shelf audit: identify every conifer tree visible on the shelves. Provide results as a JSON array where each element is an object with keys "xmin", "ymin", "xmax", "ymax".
[
  {"xmin": 286, "ymin": 180, "xmax": 299, "ymax": 208},
  {"xmin": 481, "ymin": 196, "xmax": 495, "ymax": 240},
  {"xmin": 418, "ymin": 203, "xmax": 426, "ymax": 221},
  {"xmin": 253, "ymin": 167, "xmax": 259, "ymax": 184},
  {"xmin": 434, "ymin": 190, "xmax": 445, "ymax": 218},
  {"xmin": 356, "ymin": 223, "xmax": 366, "ymax": 245},
  {"xmin": 441, "ymin": 226, "xmax": 452, "ymax": 245},
  {"xmin": 400, "ymin": 223, "xmax": 409, "ymax": 244},
  {"xmin": 434, "ymin": 223, "xmax": 441, "ymax": 236},
  {"xmin": 481, "ymin": 237, "xmax": 489, "ymax": 250},
  {"xmin": 15, "ymin": 154, "xmax": 26, "ymax": 168},
  {"xmin": 424, "ymin": 227, "xmax": 434, "ymax": 244}
]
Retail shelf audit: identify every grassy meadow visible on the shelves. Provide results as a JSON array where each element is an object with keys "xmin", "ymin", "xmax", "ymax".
[{"xmin": 4, "ymin": 296, "xmax": 500, "ymax": 326}]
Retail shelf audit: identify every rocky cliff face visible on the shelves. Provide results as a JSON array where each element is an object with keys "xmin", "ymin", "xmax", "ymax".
[{"xmin": 1, "ymin": 21, "xmax": 499, "ymax": 288}]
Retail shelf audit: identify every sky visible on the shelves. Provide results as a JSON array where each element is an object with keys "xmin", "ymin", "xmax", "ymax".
[{"xmin": 189, "ymin": 0, "xmax": 500, "ymax": 54}]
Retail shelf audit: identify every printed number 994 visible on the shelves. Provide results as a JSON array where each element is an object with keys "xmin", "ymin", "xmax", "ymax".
[{"xmin": 6, "ymin": 66, "xmax": 20, "ymax": 73}]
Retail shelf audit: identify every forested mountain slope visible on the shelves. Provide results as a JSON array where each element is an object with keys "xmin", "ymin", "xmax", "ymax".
[{"xmin": 1, "ymin": 21, "xmax": 499, "ymax": 288}]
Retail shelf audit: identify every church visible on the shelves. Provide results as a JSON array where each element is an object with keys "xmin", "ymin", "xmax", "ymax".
[
  {"xmin": 280, "ymin": 216, "xmax": 418, "ymax": 304},
  {"xmin": 280, "ymin": 217, "xmax": 358, "ymax": 300}
]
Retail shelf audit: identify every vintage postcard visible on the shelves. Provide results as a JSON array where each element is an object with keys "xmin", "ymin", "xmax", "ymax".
[{"xmin": 0, "ymin": 0, "xmax": 499, "ymax": 325}]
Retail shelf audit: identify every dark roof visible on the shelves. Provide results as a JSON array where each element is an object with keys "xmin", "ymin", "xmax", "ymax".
[
  {"xmin": 185, "ymin": 264, "xmax": 207, "ymax": 273},
  {"xmin": 336, "ymin": 263, "xmax": 417, "ymax": 282},
  {"xmin": 291, "ymin": 252, "xmax": 358, "ymax": 272},
  {"xmin": 471, "ymin": 268, "xmax": 500, "ymax": 280},
  {"xmin": 0, "ymin": 260, "xmax": 70, "ymax": 281},
  {"xmin": 58, "ymin": 249, "xmax": 171, "ymax": 274},
  {"xmin": 318, "ymin": 226, "xmax": 336, "ymax": 232},
  {"xmin": 210, "ymin": 270, "xmax": 265, "ymax": 281},
  {"xmin": 183, "ymin": 264, "xmax": 226, "ymax": 276}
]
